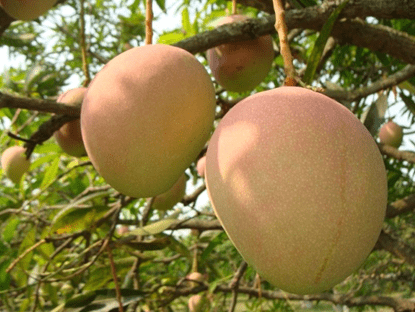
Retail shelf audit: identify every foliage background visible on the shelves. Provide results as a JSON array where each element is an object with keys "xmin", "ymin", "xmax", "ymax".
[{"xmin": 1, "ymin": 0, "xmax": 415, "ymax": 311}]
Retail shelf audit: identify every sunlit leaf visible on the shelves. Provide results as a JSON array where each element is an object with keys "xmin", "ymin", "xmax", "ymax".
[
  {"xmin": 40, "ymin": 156, "xmax": 60, "ymax": 189},
  {"xmin": 303, "ymin": 0, "xmax": 349, "ymax": 84},
  {"xmin": 129, "ymin": 218, "xmax": 178, "ymax": 236},
  {"xmin": 51, "ymin": 205, "xmax": 108, "ymax": 234},
  {"xmin": 155, "ymin": 0, "xmax": 166, "ymax": 12}
]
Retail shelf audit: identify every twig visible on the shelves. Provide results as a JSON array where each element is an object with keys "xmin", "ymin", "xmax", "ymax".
[
  {"xmin": 79, "ymin": 0, "xmax": 91, "ymax": 86},
  {"xmin": 107, "ymin": 245, "xmax": 124, "ymax": 312},
  {"xmin": 182, "ymin": 184, "xmax": 206, "ymax": 206},
  {"xmin": 6, "ymin": 239, "xmax": 47, "ymax": 273},
  {"xmin": 228, "ymin": 261, "xmax": 247, "ymax": 312},
  {"xmin": 145, "ymin": 0, "xmax": 153, "ymax": 45},
  {"xmin": 272, "ymin": 0, "xmax": 296, "ymax": 85}
]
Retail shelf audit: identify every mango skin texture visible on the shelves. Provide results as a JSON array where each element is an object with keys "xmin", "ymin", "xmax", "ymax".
[
  {"xmin": 1, "ymin": 146, "xmax": 30, "ymax": 184},
  {"xmin": 205, "ymin": 86, "xmax": 387, "ymax": 294},
  {"xmin": 206, "ymin": 15, "xmax": 274, "ymax": 93},
  {"xmin": 188, "ymin": 295, "xmax": 209, "ymax": 312},
  {"xmin": 152, "ymin": 173, "xmax": 186, "ymax": 211},
  {"xmin": 54, "ymin": 88, "xmax": 87, "ymax": 157},
  {"xmin": 81, "ymin": 44, "xmax": 216, "ymax": 198},
  {"xmin": 196, "ymin": 156, "xmax": 206, "ymax": 178},
  {"xmin": 0, "ymin": 0, "xmax": 57, "ymax": 20},
  {"xmin": 379, "ymin": 121, "xmax": 403, "ymax": 148}
]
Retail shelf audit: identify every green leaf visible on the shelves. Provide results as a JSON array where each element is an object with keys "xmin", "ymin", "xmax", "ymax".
[
  {"xmin": 64, "ymin": 291, "xmax": 97, "ymax": 308},
  {"xmin": 129, "ymin": 218, "xmax": 178, "ymax": 236},
  {"xmin": 303, "ymin": 0, "xmax": 349, "ymax": 84},
  {"xmin": 360, "ymin": 93, "xmax": 387, "ymax": 136},
  {"xmin": 51, "ymin": 205, "xmax": 108, "ymax": 235},
  {"xmin": 201, "ymin": 231, "xmax": 227, "ymax": 260},
  {"xmin": 17, "ymin": 226, "xmax": 36, "ymax": 272},
  {"xmin": 30, "ymin": 153, "xmax": 60, "ymax": 171},
  {"xmin": 2, "ymin": 217, "xmax": 20, "ymax": 243},
  {"xmin": 40, "ymin": 156, "xmax": 60, "ymax": 189},
  {"xmin": 166, "ymin": 235, "xmax": 192, "ymax": 260},
  {"xmin": 157, "ymin": 30, "xmax": 186, "ymax": 45},
  {"xmin": 181, "ymin": 7, "xmax": 192, "ymax": 35},
  {"xmin": 63, "ymin": 289, "xmax": 145, "ymax": 312},
  {"xmin": 0, "ymin": 258, "xmax": 11, "ymax": 290},
  {"xmin": 155, "ymin": 0, "xmax": 166, "ymax": 12},
  {"xmin": 399, "ymin": 81, "xmax": 415, "ymax": 94}
]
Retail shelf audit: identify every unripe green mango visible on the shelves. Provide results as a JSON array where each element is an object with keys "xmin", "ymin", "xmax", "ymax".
[
  {"xmin": 54, "ymin": 87, "xmax": 87, "ymax": 157},
  {"xmin": 206, "ymin": 15, "xmax": 274, "ymax": 93},
  {"xmin": 81, "ymin": 44, "xmax": 216, "ymax": 198},
  {"xmin": 206, "ymin": 86, "xmax": 387, "ymax": 294},
  {"xmin": 1, "ymin": 146, "xmax": 31, "ymax": 184}
]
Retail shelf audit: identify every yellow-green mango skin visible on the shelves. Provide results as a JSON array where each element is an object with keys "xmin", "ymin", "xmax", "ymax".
[
  {"xmin": 152, "ymin": 173, "xmax": 186, "ymax": 211},
  {"xmin": 379, "ymin": 121, "xmax": 403, "ymax": 148},
  {"xmin": 0, "ymin": 0, "xmax": 57, "ymax": 20},
  {"xmin": 1, "ymin": 146, "xmax": 30, "ymax": 184},
  {"xmin": 206, "ymin": 15, "xmax": 274, "ymax": 93},
  {"xmin": 81, "ymin": 44, "xmax": 216, "ymax": 198},
  {"xmin": 54, "ymin": 88, "xmax": 87, "ymax": 157},
  {"xmin": 205, "ymin": 86, "xmax": 387, "ymax": 294}
]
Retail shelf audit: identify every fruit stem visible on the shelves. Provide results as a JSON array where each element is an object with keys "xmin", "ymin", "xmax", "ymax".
[
  {"xmin": 272, "ymin": 0, "xmax": 297, "ymax": 86},
  {"xmin": 107, "ymin": 244, "xmax": 124, "ymax": 312},
  {"xmin": 145, "ymin": 0, "xmax": 153, "ymax": 45},
  {"xmin": 79, "ymin": 0, "xmax": 91, "ymax": 86},
  {"xmin": 232, "ymin": 0, "xmax": 237, "ymax": 15}
]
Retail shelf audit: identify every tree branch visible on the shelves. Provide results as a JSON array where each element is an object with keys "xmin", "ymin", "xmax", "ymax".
[
  {"xmin": 379, "ymin": 143, "xmax": 415, "ymax": 164},
  {"xmin": 0, "ymin": 92, "xmax": 80, "ymax": 116},
  {"xmin": 387, "ymin": 193, "xmax": 415, "ymax": 219},
  {"xmin": 324, "ymin": 65, "xmax": 415, "ymax": 102},
  {"xmin": 215, "ymin": 285, "xmax": 415, "ymax": 311},
  {"xmin": 234, "ymin": 0, "xmax": 415, "ymax": 20},
  {"xmin": 174, "ymin": 10, "xmax": 415, "ymax": 66},
  {"xmin": 375, "ymin": 230, "xmax": 415, "ymax": 267}
]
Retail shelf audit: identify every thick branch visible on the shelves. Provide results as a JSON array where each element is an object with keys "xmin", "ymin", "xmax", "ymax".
[
  {"xmin": 0, "ymin": 92, "xmax": 81, "ymax": 116},
  {"xmin": 234, "ymin": 0, "xmax": 415, "ymax": 20},
  {"xmin": 161, "ymin": 282, "xmax": 415, "ymax": 311},
  {"xmin": 379, "ymin": 143, "xmax": 415, "ymax": 164},
  {"xmin": 324, "ymin": 65, "xmax": 415, "ymax": 102},
  {"xmin": 387, "ymin": 193, "xmax": 415, "ymax": 219},
  {"xmin": 375, "ymin": 230, "xmax": 415, "ymax": 267},
  {"xmin": 215, "ymin": 285, "xmax": 415, "ymax": 311},
  {"xmin": 174, "ymin": 13, "xmax": 415, "ymax": 66}
]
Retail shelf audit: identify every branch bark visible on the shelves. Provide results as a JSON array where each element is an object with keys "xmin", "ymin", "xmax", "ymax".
[
  {"xmin": 234, "ymin": 0, "xmax": 415, "ymax": 20},
  {"xmin": 0, "ymin": 92, "xmax": 80, "ymax": 116},
  {"xmin": 387, "ymin": 193, "xmax": 415, "ymax": 219},
  {"xmin": 375, "ymin": 230, "xmax": 415, "ymax": 267},
  {"xmin": 173, "ymin": 12, "xmax": 415, "ymax": 65},
  {"xmin": 324, "ymin": 65, "xmax": 415, "ymax": 102}
]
